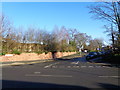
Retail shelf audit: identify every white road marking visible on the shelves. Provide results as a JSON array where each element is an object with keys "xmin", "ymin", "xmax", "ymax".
[
  {"xmin": 59, "ymin": 66, "xmax": 65, "ymax": 68},
  {"xmin": 98, "ymin": 76, "xmax": 119, "ymax": 78},
  {"xmin": 34, "ymin": 72, "xmax": 41, "ymax": 74},
  {"xmin": 76, "ymin": 66, "xmax": 79, "ymax": 68},
  {"xmin": 76, "ymin": 61, "xmax": 79, "ymax": 64},
  {"xmin": 71, "ymin": 62, "xmax": 76, "ymax": 64},
  {"xmin": 67, "ymin": 66, "xmax": 71, "ymax": 68},
  {"xmin": 71, "ymin": 61, "xmax": 79, "ymax": 65},
  {"xmin": 88, "ymin": 66, "xmax": 94, "ymax": 68},
  {"xmin": 25, "ymin": 74, "xmax": 72, "ymax": 77},
  {"xmin": 44, "ymin": 62, "xmax": 59, "ymax": 68},
  {"xmin": 81, "ymin": 66, "xmax": 86, "ymax": 68},
  {"xmin": 95, "ymin": 66, "xmax": 101, "ymax": 68},
  {"xmin": 105, "ymin": 67, "xmax": 111, "ymax": 68},
  {"xmin": 52, "ymin": 66, "xmax": 57, "ymax": 68},
  {"xmin": 73, "ymin": 66, "xmax": 79, "ymax": 68},
  {"xmin": 102, "ymin": 66, "xmax": 106, "ymax": 68}
]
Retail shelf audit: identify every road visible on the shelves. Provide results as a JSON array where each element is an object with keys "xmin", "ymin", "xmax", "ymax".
[{"xmin": 2, "ymin": 55, "xmax": 120, "ymax": 89}]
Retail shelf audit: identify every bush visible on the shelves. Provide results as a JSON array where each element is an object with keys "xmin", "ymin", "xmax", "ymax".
[
  {"xmin": 0, "ymin": 53, "xmax": 6, "ymax": 55},
  {"xmin": 12, "ymin": 50, "xmax": 21, "ymax": 55},
  {"xmin": 69, "ymin": 50, "xmax": 76, "ymax": 52},
  {"xmin": 90, "ymin": 50, "xmax": 97, "ymax": 52},
  {"xmin": 35, "ymin": 51, "xmax": 44, "ymax": 54},
  {"xmin": 45, "ymin": 51, "xmax": 49, "ymax": 54},
  {"xmin": 65, "ymin": 50, "xmax": 69, "ymax": 52},
  {"xmin": 61, "ymin": 50, "xmax": 66, "ymax": 52}
]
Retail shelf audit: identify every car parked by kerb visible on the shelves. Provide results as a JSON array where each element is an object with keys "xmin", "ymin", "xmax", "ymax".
[{"xmin": 86, "ymin": 52, "xmax": 99, "ymax": 60}]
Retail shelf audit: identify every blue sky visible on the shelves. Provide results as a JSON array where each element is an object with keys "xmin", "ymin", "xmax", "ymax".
[{"xmin": 2, "ymin": 2, "xmax": 110, "ymax": 44}]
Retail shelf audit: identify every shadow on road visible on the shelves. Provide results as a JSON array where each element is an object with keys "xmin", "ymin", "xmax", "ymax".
[
  {"xmin": 56, "ymin": 57, "xmax": 80, "ymax": 61},
  {"xmin": 87, "ymin": 59, "xmax": 120, "ymax": 68},
  {"xmin": 2, "ymin": 80, "xmax": 120, "ymax": 89},
  {"xmin": 86, "ymin": 55, "xmax": 120, "ymax": 68},
  {"xmin": 98, "ymin": 83, "xmax": 120, "ymax": 90},
  {"xmin": 55, "ymin": 54, "xmax": 85, "ymax": 62},
  {"xmin": 2, "ymin": 80, "xmax": 90, "ymax": 89},
  {"xmin": 55, "ymin": 58, "xmax": 72, "ymax": 61}
]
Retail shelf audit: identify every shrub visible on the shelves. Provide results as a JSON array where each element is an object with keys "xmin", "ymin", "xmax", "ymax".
[
  {"xmin": 0, "ymin": 53, "xmax": 6, "ymax": 55},
  {"xmin": 61, "ymin": 50, "xmax": 64, "ymax": 52},
  {"xmin": 45, "ymin": 51, "xmax": 49, "ymax": 54},
  {"xmin": 12, "ymin": 50, "xmax": 21, "ymax": 55},
  {"xmin": 90, "ymin": 50, "xmax": 97, "ymax": 52},
  {"xmin": 35, "ymin": 51, "xmax": 44, "ymax": 54},
  {"xmin": 65, "ymin": 50, "xmax": 69, "ymax": 52},
  {"xmin": 69, "ymin": 50, "xmax": 76, "ymax": 52}
]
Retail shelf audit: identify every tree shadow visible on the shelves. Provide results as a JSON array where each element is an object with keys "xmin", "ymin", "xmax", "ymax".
[
  {"xmin": 55, "ymin": 57, "xmax": 87, "ymax": 64},
  {"xmin": 55, "ymin": 58, "xmax": 72, "ymax": 61},
  {"xmin": 100, "ymin": 64, "xmax": 120, "ymax": 68},
  {"xmin": 2, "ymin": 80, "xmax": 90, "ymax": 89},
  {"xmin": 2, "ymin": 80, "xmax": 120, "ymax": 89},
  {"xmin": 87, "ymin": 56, "xmax": 120, "ymax": 68},
  {"xmin": 55, "ymin": 54, "xmax": 85, "ymax": 62},
  {"xmin": 97, "ymin": 83, "xmax": 120, "ymax": 90}
]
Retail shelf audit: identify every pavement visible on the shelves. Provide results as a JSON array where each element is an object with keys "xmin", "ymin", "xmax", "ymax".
[
  {"xmin": 1, "ymin": 53, "xmax": 119, "ymax": 68},
  {"xmin": 1, "ymin": 54, "xmax": 120, "ymax": 89},
  {"xmin": 0, "ymin": 59, "xmax": 54, "ymax": 67},
  {"xmin": 0, "ymin": 54, "xmax": 83, "ymax": 67}
]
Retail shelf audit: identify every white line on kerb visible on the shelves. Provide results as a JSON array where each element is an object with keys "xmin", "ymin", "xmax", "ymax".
[
  {"xmin": 88, "ymin": 66, "xmax": 94, "ymax": 68},
  {"xmin": 25, "ymin": 74, "xmax": 72, "ymax": 77},
  {"xmin": 67, "ymin": 66, "xmax": 71, "ymax": 68},
  {"xmin": 98, "ymin": 76, "xmax": 119, "ymax": 78},
  {"xmin": 71, "ymin": 61, "xmax": 79, "ymax": 65},
  {"xmin": 34, "ymin": 72, "xmax": 41, "ymax": 74},
  {"xmin": 76, "ymin": 61, "xmax": 79, "ymax": 64},
  {"xmin": 52, "ymin": 66, "xmax": 57, "ymax": 68},
  {"xmin": 71, "ymin": 62, "xmax": 76, "ymax": 64},
  {"xmin": 44, "ymin": 62, "xmax": 59, "ymax": 68},
  {"xmin": 81, "ymin": 66, "xmax": 86, "ymax": 68}
]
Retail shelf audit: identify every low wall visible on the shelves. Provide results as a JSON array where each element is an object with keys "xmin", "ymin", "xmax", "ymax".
[
  {"xmin": 0, "ymin": 52, "xmax": 76, "ymax": 62},
  {"xmin": 55, "ymin": 52, "xmax": 76, "ymax": 58}
]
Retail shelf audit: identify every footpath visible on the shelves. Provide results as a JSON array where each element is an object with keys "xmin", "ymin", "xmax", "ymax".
[
  {"xmin": 0, "ymin": 59, "xmax": 54, "ymax": 67},
  {"xmin": 1, "ymin": 53, "xmax": 118, "ymax": 68},
  {"xmin": 0, "ymin": 53, "xmax": 83, "ymax": 67}
]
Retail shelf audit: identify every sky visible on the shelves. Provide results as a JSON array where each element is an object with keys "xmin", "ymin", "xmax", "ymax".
[{"xmin": 2, "ymin": 2, "xmax": 110, "ymax": 45}]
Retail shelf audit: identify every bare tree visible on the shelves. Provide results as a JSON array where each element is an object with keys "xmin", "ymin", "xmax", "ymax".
[
  {"xmin": 58, "ymin": 26, "xmax": 69, "ymax": 44},
  {"xmin": 42, "ymin": 32, "xmax": 58, "ymax": 52},
  {"xmin": 0, "ymin": 14, "xmax": 18, "ymax": 53},
  {"xmin": 0, "ymin": 14, "xmax": 13, "ymax": 38},
  {"xmin": 68, "ymin": 28, "xmax": 78, "ymax": 41},
  {"xmin": 26, "ymin": 27, "xmax": 36, "ymax": 43},
  {"xmin": 74, "ymin": 33, "xmax": 90, "ymax": 52},
  {"xmin": 88, "ymin": 2, "xmax": 120, "ymax": 34},
  {"xmin": 88, "ymin": 38, "xmax": 104, "ymax": 51},
  {"xmin": 104, "ymin": 24, "xmax": 118, "ymax": 46}
]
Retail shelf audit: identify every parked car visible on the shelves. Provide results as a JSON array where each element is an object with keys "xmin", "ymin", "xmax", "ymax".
[
  {"xmin": 97, "ymin": 52, "xmax": 104, "ymax": 56},
  {"xmin": 86, "ymin": 52, "xmax": 99, "ymax": 60}
]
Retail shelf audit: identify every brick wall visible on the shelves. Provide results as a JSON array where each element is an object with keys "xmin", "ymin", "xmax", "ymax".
[{"xmin": 0, "ymin": 52, "xmax": 76, "ymax": 62}]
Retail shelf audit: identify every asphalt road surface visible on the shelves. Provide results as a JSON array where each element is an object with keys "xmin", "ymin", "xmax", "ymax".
[{"xmin": 2, "ymin": 55, "xmax": 120, "ymax": 89}]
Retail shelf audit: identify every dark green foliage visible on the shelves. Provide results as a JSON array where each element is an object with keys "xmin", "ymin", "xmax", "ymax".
[
  {"xmin": 35, "ymin": 51, "xmax": 44, "ymax": 54},
  {"xmin": 12, "ymin": 50, "xmax": 21, "ymax": 55},
  {"xmin": 45, "ymin": 51, "xmax": 49, "ymax": 54},
  {"xmin": 0, "ymin": 53, "xmax": 6, "ymax": 55}
]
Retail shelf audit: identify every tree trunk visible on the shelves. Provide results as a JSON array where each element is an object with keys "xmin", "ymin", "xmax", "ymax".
[{"xmin": 111, "ymin": 24, "xmax": 115, "ymax": 47}]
